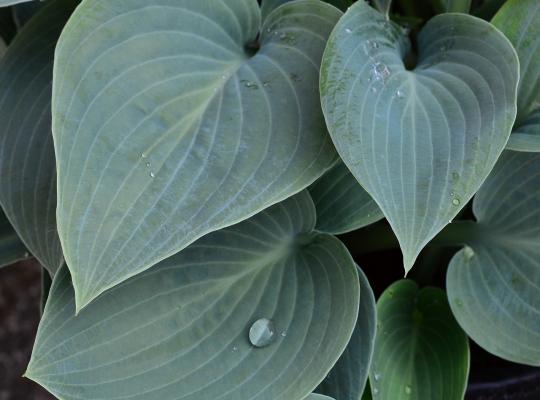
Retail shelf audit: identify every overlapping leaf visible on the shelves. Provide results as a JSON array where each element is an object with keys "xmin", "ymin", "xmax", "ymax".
[
  {"xmin": 309, "ymin": 162, "xmax": 383, "ymax": 234},
  {"xmin": 0, "ymin": 0, "xmax": 34, "ymax": 6},
  {"xmin": 0, "ymin": 209, "xmax": 29, "ymax": 267},
  {"xmin": 26, "ymin": 191, "xmax": 360, "ymax": 400},
  {"xmin": 493, "ymin": 0, "xmax": 540, "ymax": 152},
  {"xmin": 317, "ymin": 266, "xmax": 376, "ymax": 399},
  {"xmin": 369, "ymin": 280, "xmax": 469, "ymax": 400},
  {"xmin": 320, "ymin": 1, "xmax": 519, "ymax": 272},
  {"xmin": 0, "ymin": 0, "xmax": 75, "ymax": 275},
  {"xmin": 447, "ymin": 152, "xmax": 540, "ymax": 366},
  {"xmin": 53, "ymin": 0, "xmax": 341, "ymax": 310}
]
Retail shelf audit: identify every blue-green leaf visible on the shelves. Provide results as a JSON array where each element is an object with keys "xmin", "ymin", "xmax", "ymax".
[
  {"xmin": 52, "ymin": 0, "xmax": 341, "ymax": 310},
  {"xmin": 26, "ymin": 192, "xmax": 360, "ymax": 400},
  {"xmin": 0, "ymin": 0, "xmax": 75, "ymax": 275},
  {"xmin": 320, "ymin": 1, "xmax": 519, "ymax": 272},
  {"xmin": 370, "ymin": 280, "xmax": 469, "ymax": 400},
  {"xmin": 310, "ymin": 162, "xmax": 383, "ymax": 234},
  {"xmin": 317, "ymin": 266, "xmax": 376, "ymax": 399},
  {"xmin": 506, "ymin": 107, "xmax": 540, "ymax": 152},
  {"xmin": 447, "ymin": 152, "xmax": 540, "ymax": 366}
]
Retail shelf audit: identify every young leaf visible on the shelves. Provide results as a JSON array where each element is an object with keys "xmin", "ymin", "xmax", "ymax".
[
  {"xmin": 492, "ymin": 0, "xmax": 540, "ymax": 152},
  {"xmin": 317, "ymin": 266, "xmax": 377, "ymax": 400},
  {"xmin": 52, "ymin": 0, "xmax": 342, "ymax": 310},
  {"xmin": 0, "ymin": 0, "xmax": 75, "ymax": 275},
  {"xmin": 370, "ymin": 280, "xmax": 470, "ymax": 400},
  {"xmin": 309, "ymin": 162, "xmax": 384, "ymax": 234},
  {"xmin": 26, "ymin": 192, "xmax": 360, "ymax": 400},
  {"xmin": 447, "ymin": 152, "xmax": 540, "ymax": 366},
  {"xmin": 320, "ymin": 1, "xmax": 519, "ymax": 273}
]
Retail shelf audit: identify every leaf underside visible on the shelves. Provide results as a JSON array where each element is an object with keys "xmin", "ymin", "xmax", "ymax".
[
  {"xmin": 26, "ymin": 191, "xmax": 360, "ymax": 400},
  {"xmin": 447, "ymin": 152, "xmax": 540, "ymax": 366},
  {"xmin": 52, "ymin": 0, "xmax": 341, "ymax": 310},
  {"xmin": 370, "ymin": 280, "xmax": 469, "ymax": 400},
  {"xmin": 320, "ymin": 1, "xmax": 519, "ymax": 272},
  {"xmin": 309, "ymin": 162, "xmax": 383, "ymax": 234},
  {"xmin": 0, "ymin": 0, "xmax": 74, "ymax": 275}
]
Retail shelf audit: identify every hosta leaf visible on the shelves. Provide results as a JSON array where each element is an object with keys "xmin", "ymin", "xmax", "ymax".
[
  {"xmin": 26, "ymin": 192, "xmax": 360, "ymax": 400},
  {"xmin": 317, "ymin": 266, "xmax": 376, "ymax": 399},
  {"xmin": 506, "ymin": 107, "xmax": 540, "ymax": 152},
  {"xmin": 447, "ymin": 152, "xmax": 540, "ymax": 366},
  {"xmin": 370, "ymin": 280, "xmax": 469, "ymax": 400},
  {"xmin": 0, "ymin": 0, "xmax": 75, "ymax": 275},
  {"xmin": 53, "ymin": 0, "xmax": 341, "ymax": 310},
  {"xmin": 320, "ymin": 1, "xmax": 519, "ymax": 272},
  {"xmin": 432, "ymin": 0, "xmax": 472, "ymax": 13},
  {"xmin": 0, "ymin": 209, "xmax": 29, "ymax": 268},
  {"xmin": 492, "ymin": 0, "xmax": 540, "ymax": 152},
  {"xmin": 309, "ymin": 162, "xmax": 383, "ymax": 234}
]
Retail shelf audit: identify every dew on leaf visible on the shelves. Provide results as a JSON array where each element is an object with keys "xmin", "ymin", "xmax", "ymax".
[
  {"xmin": 396, "ymin": 89, "xmax": 405, "ymax": 98},
  {"xmin": 371, "ymin": 62, "xmax": 391, "ymax": 83},
  {"xmin": 374, "ymin": 372, "xmax": 381, "ymax": 381},
  {"xmin": 249, "ymin": 318, "xmax": 276, "ymax": 348},
  {"xmin": 463, "ymin": 246, "xmax": 475, "ymax": 261},
  {"xmin": 150, "ymin": 172, "xmax": 155, "ymax": 178},
  {"xmin": 405, "ymin": 385, "xmax": 412, "ymax": 395},
  {"xmin": 452, "ymin": 198, "xmax": 461, "ymax": 206}
]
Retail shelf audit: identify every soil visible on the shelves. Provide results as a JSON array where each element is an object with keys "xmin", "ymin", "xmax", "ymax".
[{"xmin": 1, "ymin": 255, "xmax": 539, "ymax": 399}]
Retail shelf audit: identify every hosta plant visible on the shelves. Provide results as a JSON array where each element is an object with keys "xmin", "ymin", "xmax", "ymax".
[{"xmin": 0, "ymin": 0, "xmax": 538, "ymax": 399}]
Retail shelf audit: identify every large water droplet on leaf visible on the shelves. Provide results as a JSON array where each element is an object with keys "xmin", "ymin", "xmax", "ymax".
[{"xmin": 249, "ymin": 318, "xmax": 276, "ymax": 348}]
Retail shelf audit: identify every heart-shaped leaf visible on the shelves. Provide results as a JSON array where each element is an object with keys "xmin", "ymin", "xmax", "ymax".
[
  {"xmin": 0, "ymin": 0, "xmax": 75, "ymax": 275},
  {"xmin": 53, "ymin": 0, "xmax": 341, "ymax": 310},
  {"xmin": 369, "ymin": 280, "xmax": 469, "ymax": 400},
  {"xmin": 26, "ymin": 191, "xmax": 360, "ymax": 400},
  {"xmin": 310, "ymin": 162, "xmax": 383, "ymax": 234},
  {"xmin": 320, "ymin": 1, "xmax": 519, "ymax": 272},
  {"xmin": 492, "ymin": 0, "xmax": 540, "ymax": 152},
  {"xmin": 317, "ymin": 266, "xmax": 376, "ymax": 399},
  {"xmin": 447, "ymin": 152, "xmax": 540, "ymax": 366}
]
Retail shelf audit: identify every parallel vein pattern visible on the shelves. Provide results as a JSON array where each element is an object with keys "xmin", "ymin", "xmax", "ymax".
[
  {"xmin": 309, "ymin": 162, "xmax": 383, "ymax": 235},
  {"xmin": 0, "ymin": 0, "xmax": 75, "ymax": 275},
  {"xmin": 26, "ymin": 192, "xmax": 360, "ymax": 400},
  {"xmin": 320, "ymin": 1, "xmax": 519, "ymax": 272},
  {"xmin": 52, "ymin": 0, "xmax": 341, "ymax": 310},
  {"xmin": 370, "ymin": 280, "xmax": 469, "ymax": 400},
  {"xmin": 447, "ymin": 152, "xmax": 540, "ymax": 366}
]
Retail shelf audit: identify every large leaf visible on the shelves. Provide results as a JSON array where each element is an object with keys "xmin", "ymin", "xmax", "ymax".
[
  {"xmin": 0, "ymin": 0, "xmax": 75, "ymax": 275},
  {"xmin": 0, "ymin": 209, "xmax": 29, "ymax": 268},
  {"xmin": 317, "ymin": 266, "xmax": 376, "ymax": 399},
  {"xmin": 369, "ymin": 280, "xmax": 469, "ymax": 400},
  {"xmin": 26, "ymin": 191, "xmax": 360, "ymax": 400},
  {"xmin": 309, "ymin": 162, "xmax": 383, "ymax": 234},
  {"xmin": 320, "ymin": 1, "xmax": 519, "ymax": 272},
  {"xmin": 53, "ymin": 0, "xmax": 341, "ymax": 310},
  {"xmin": 492, "ymin": 0, "xmax": 540, "ymax": 152},
  {"xmin": 447, "ymin": 152, "xmax": 540, "ymax": 366}
]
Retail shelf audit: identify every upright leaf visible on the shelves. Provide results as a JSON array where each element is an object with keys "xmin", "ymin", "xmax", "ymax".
[
  {"xmin": 370, "ymin": 280, "xmax": 469, "ymax": 400},
  {"xmin": 0, "ymin": 0, "xmax": 75, "ymax": 275},
  {"xmin": 447, "ymin": 152, "xmax": 540, "ymax": 366},
  {"xmin": 52, "ymin": 0, "xmax": 341, "ymax": 310},
  {"xmin": 317, "ymin": 266, "xmax": 377, "ymax": 399},
  {"xmin": 309, "ymin": 162, "xmax": 383, "ymax": 234},
  {"xmin": 492, "ymin": 0, "xmax": 540, "ymax": 152},
  {"xmin": 320, "ymin": 1, "xmax": 519, "ymax": 272},
  {"xmin": 26, "ymin": 192, "xmax": 360, "ymax": 400}
]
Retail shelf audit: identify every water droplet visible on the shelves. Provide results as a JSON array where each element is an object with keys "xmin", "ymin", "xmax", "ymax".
[
  {"xmin": 345, "ymin": 28, "xmax": 353, "ymax": 34},
  {"xmin": 141, "ymin": 153, "xmax": 147, "ymax": 159},
  {"xmin": 243, "ymin": 80, "xmax": 258, "ymax": 89},
  {"xmin": 146, "ymin": 162, "xmax": 151, "ymax": 168},
  {"xmin": 374, "ymin": 372, "xmax": 381, "ymax": 381},
  {"xmin": 371, "ymin": 62, "xmax": 391, "ymax": 83},
  {"xmin": 463, "ymin": 246, "xmax": 475, "ymax": 261},
  {"xmin": 249, "ymin": 318, "xmax": 276, "ymax": 348},
  {"xmin": 373, "ymin": 388, "xmax": 379, "ymax": 395},
  {"xmin": 452, "ymin": 198, "xmax": 460, "ymax": 206},
  {"xmin": 23, "ymin": 251, "xmax": 30, "ymax": 258},
  {"xmin": 405, "ymin": 385, "xmax": 412, "ymax": 395},
  {"xmin": 371, "ymin": 86, "xmax": 378, "ymax": 93},
  {"xmin": 396, "ymin": 89, "xmax": 405, "ymax": 98},
  {"xmin": 281, "ymin": 331, "xmax": 287, "ymax": 337},
  {"xmin": 263, "ymin": 81, "xmax": 271, "ymax": 88},
  {"xmin": 450, "ymin": 191, "xmax": 455, "ymax": 197},
  {"xmin": 150, "ymin": 172, "xmax": 155, "ymax": 178},
  {"xmin": 232, "ymin": 346, "xmax": 238, "ymax": 352}
]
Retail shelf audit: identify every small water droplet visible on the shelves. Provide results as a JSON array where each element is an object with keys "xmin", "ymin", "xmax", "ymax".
[
  {"xmin": 263, "ymin": 81, "xmax": 271, "ymax": 87},
  {"xmin": 146, "ymin": 162, "xmax": 151, "ymax": 168},
  {"xmin": 23, "ymin": 251, "xmax": 30, "ymax": 258},
  {"xmin": 150, "ymin": 172, "xmax": 155, "ymax": 178},
  {"xmin": 396, "ymin": 89, "xmax": 405, "ymax": 98},
  {"xmin": 232, "ymin": 346, "xmax": 238, "ymax": 352},
  {"xmin": 243, "ymin": 80, "xmax": 258, "ymax": 89},
  {"xmin": 371, "ymin": 62, "xmax": 391, "ymax": 83},
  {"xmin": 450, "ymin": 191, "xmax": 455, "ymax": 197},
  {"xmin": 452, "ymin": 198, "xmax": 460, "ymax": 206},
  {"xmin": 371, "ymin": 86, "xmax": 378, "ymax": 93},
  {"xmin": 373, "ymin": 388, "xmax": 379, "ymax": 395},
  {"xmin": 374, "ymin": 372, "xmax": 381, "ymax": 381},
  {"xmin": 281, "ymin": 331, "xmax": 287, "ymax": 337},
  {"xmin": 249, "ymin": 318, "xmax": 276, "ymax": 348},
  {"xmin": 345, "ymin": 28, "xmax": 353, "ymax": 34},
  {"xmin": 405, "ymin": 385, "xmax": 412, "ymax": 395},
  {"xmin": 141, "ymin": 153, "xmax": 147, "ymax": 159},
  {"xmin": 463, "ymin": 246, "xmax": 475, "ymax": 261}
]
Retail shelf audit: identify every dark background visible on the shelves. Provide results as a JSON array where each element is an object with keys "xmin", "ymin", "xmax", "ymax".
[{"xmin": 1, "ymin": 251, "xmax": 539, "ymax": 399}]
